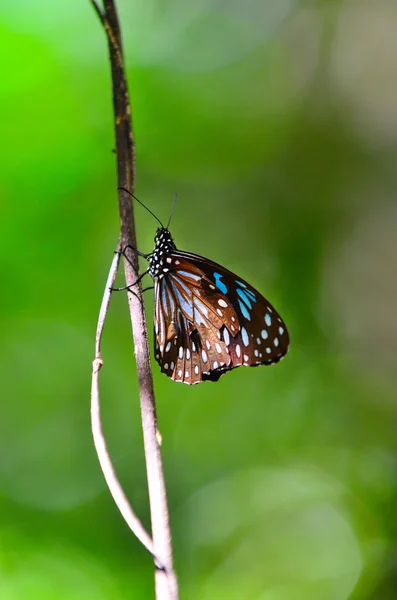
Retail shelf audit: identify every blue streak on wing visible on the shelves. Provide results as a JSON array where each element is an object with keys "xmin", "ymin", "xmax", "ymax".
[
  {"xmin": 161, "ymin": 283, "xmax": 170, "ymax": 315},
  {"xmin": 193, "ymin": 297, "xmax": 209, "ymax": 317},
  {"xmin": 245, "ymin": 289, "xmax": 256, "ymax": 302},
  {"xmin": 166, "ymin": 286, "xmax": 176, "ymax": 317},
  {"xmin": 236, "ymin": 280, "xmax": 247, "ymax": 288},
  {"xmin": 213, "ymin": 272, "xmax": 227, "ymax": 294},
  {"xmin": 172, "ymin": 286, "xmax": 194, "ymax": 320},
  {"xmin": 169, "ymin": 278, "xmax": 194, "ymax": 320},
  {"xmin": 238, "ymin": 300, "xmax": 251, "ymax": 320},
  {"xmin": 177, "ymin": 270, "xmax": 201, "ymax": 281},
  {"xmin": 161, "ymin": 285, "xmax": 171, "ymax": 317},
  {"xmin": 237, "ymin": 288, "xmax": 252, "ymax": 309},
  {"xmin": 193, "ymin": 297, "xmax": 207, "ymax": 326},
  {"xmin": 172, "ymin": 275, "xmax": 192, "ymax": 297}
]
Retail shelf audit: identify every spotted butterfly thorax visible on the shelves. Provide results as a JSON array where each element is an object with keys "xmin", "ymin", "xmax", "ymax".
[{"xmin": 143, "ymin": 227, "xmax": 289, "ymax": 385}]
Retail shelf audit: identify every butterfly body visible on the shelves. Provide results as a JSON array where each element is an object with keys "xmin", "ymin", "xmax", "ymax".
[{"xmin": 146, "ymin": 227, "xmax": 289, "ymax": 385}]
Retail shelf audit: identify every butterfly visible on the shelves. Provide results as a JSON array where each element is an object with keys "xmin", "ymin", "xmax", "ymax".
[
  {"xmin": 118, "ymin": 190, "xmax": 290, "ymax": 385},
  {"xmin": 145, "ymin": 228, "xmax": 289, "ymax": 384}
]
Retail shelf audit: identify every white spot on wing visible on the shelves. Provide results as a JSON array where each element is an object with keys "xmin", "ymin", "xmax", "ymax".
[
  {"xmin": 186, "ymin": 349, "xmax": 191, "ymax": 360},
  {"xmin": 265, "ymin": 314, "xmax": 272, "ymax": 326},
  {"xmin": 179, "ymin": 347, "xmax": 184, "ymax": 359},
  {"xmin": 261, "ymin": 329, "xmax": 268, "ymax": 340},
  {"xmin": 274, "ymin": 338, "xmax": 279, "ymax": 347},
  {"xmin": 202, "ymin": 350, "xmax": 208, "ymax": 363},
  {"xmin": 241, "ymin": 327, "xmax": 249, "ymax": 347},
  {"xmin": 206, "ymin": 340, "xmax": 211, "ymax": 350},
  {"xmin": 218, "ymin": 299, "xmax": 228, "ymax": 308},
  {"xmin": 165, "ymin": 341, "xmax": 171, "ymax": 353},
  {"xmin": 236, "ymin": 344, "xmax": 241, "ymax": 358},
  {"xmin": 223, "ymin": 329, "xmax": 230, "ymax": 345},
  {"xmin": 279, "ymin": 326, "xmax": 284, "ymax": 335},
  {"xmin": 213, "ymin": 361, "xmax": 218, "ymax": 369},
  {"xmin": 194, "ymin": 365, "xmax": 199, "ymax": 374},
  {"xmin": 215, "ymin": 343, "xmax": 222, "ymax": 354}
]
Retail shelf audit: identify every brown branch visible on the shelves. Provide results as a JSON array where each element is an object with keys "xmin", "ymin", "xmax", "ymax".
[
  {"xmin": 91, "ymin": 246, "xmax": 156, "ymax": 560},
  {"xmin": 90, "ymin": 1, "xmax": 179, "ymax": 598}
]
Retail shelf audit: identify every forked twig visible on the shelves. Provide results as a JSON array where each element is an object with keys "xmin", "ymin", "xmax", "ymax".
[{"xmin": 91, "ymin": 247, "xmax": 157, "ymax": 561}]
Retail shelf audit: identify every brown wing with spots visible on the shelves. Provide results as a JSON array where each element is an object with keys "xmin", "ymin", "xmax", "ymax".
[
  {"xmin": 173, "ymin": 251, "xmax": 289, "ymax": 369},
  {"xmin": 154, "ymin": 259, "xmax": 240, "ymax": 384},
  {"xmin": 153, "ymin": 253, "xmax": 289, "ymax": 384}
]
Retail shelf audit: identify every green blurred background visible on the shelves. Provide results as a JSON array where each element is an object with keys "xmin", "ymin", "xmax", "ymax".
[{"xmin": 1, "ymin": 0, "xmax": 396, "ymax": 598}]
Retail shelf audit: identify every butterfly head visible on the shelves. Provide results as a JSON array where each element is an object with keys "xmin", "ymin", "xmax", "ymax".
[{"xmin": 148, "ymin": 228, "xmax": 177, "ymax": 278}]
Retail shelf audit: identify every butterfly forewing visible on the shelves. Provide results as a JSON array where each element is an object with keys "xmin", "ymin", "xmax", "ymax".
[{"xmin": 175, "ymin": 250, "xmax": 289, "ymax": 366}]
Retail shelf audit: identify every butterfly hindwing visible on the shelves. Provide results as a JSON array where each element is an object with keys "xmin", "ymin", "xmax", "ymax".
[{"xmin": 154, "ymin": 259, "xmax": 238, "ymax": 384}]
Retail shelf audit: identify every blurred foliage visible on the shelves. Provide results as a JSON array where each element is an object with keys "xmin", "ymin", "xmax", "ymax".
[{"xmin": 1, "ymin": 0, "xmax": 397, "ymax": 598}]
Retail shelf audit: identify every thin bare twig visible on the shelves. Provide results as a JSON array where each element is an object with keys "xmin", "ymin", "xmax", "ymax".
[
  {"xmin": 94, "ymin": 247, "xmax": 121, "ymax": 359},
  {"xmin": 90, "ymin": 1, "xmax": 178, "ymax": 598},
  {"xmin": 91, "ymin": 248, "xmax": 156, "ymax": 560}
]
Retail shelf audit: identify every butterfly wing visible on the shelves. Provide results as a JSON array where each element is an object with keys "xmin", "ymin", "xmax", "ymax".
[
  {"xmin": 154, "ymin": 252, "xmax": 289, "ymax": 384},
  {"xmin": 154, "ymin": 260, "xmax": 239, "ymax": 384},
  {"xmin": 176, "ymin": 251, "xmax": 290, "ymax": 368}
]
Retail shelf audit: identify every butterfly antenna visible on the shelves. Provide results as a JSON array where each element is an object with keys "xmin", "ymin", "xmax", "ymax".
[
  {"xmin": 118, "ymin": 187, "xmax": 164, "ymax": 228},
  {"xmin": 166, "ymin": 191, "xmax": 178, "ymax": 229}
]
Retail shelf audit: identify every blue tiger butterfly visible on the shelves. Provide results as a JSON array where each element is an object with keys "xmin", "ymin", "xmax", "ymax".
[{"xmin": 119, "ymin": 190, "xmax": 290, "ymax": 385}]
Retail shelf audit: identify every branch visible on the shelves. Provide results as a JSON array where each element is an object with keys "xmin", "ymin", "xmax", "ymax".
[
  {"xmin": 90, "ymin": 1, "xmax": 179, "ymax": 598},
  {"xmin": 91, "ymin": 247, "xmax": 156, "ymax": 559}
]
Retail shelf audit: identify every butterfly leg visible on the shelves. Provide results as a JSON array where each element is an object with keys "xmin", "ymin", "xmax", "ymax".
[
  {"xmin": 115, "ymin": 245, "xmax": 149, "ymax": 270},
  {"xmin": 122, "ymin": 244, "xmax": 149, "ymax": 259},
  {"xmin": 124, "ymin": 285, "xmax": 154, "ymax": 305},
  {"xmin": 111, "ymin": 269, "xmax": 149, "ymax": 292},
  {"xmin": 126, "ymin": 289, "xmax": 151, "ymax": 305}
]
